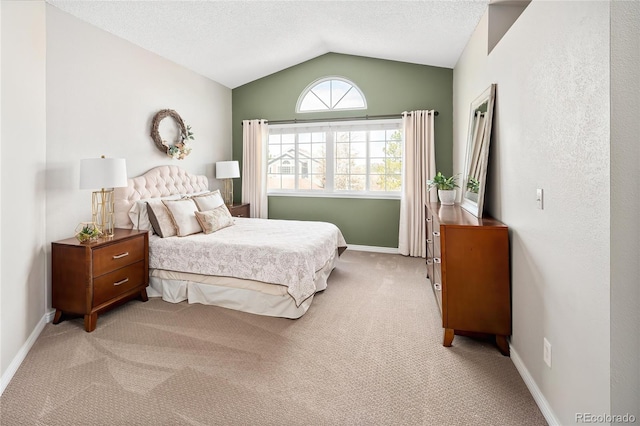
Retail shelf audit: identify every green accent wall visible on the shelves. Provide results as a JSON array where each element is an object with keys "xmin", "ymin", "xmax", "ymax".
[{"xmin": 232, "ymin": 53, "xmax": 452, "ymax": 248}]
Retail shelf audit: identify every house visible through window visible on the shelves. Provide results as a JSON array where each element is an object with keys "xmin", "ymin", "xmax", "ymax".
[
  {"xmin": 297, "ymin": 77, "xmax": 367, "ymax": 113},
  {"xmin": 268, "ymin": 120, "xmax": 403, "ymax": 198}
]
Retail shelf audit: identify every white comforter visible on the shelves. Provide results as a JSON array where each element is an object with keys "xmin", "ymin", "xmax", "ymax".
[{"xmin": 149, "ymin": 218, "xmax": 347, "ymax": 306}]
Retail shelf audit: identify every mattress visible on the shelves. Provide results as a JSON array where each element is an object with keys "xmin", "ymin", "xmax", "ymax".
[
  {"xmin": 148, "ymin": 248, "xmax": 339, "ymax": 318},
  {"xmin": 149, "ymin": 217, "xmax": 347, "ymax": 306}
]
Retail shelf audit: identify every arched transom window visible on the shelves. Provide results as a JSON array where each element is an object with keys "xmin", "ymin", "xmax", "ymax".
[{"xmin": 296, "ymin": 77, "xmax": 367, "ymax": 113}]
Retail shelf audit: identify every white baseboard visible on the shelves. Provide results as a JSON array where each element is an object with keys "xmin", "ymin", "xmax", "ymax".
[
  {"xmin": 0, "ymin": 310, "xmax": 54, "ymax": 396},
  {"xmin": 347, "ymin": 245, "xmax": 399, "ymax": 254},
  {"xmin": 510, "ymin": 344, "xmax": 561, "ymax": 426},
  {"xmin": 45, "ymin": 310, "xmax": 56, "ymax": 323}
]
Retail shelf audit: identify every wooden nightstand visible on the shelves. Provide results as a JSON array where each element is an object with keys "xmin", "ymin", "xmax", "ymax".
[
  {"xmin": 228, "ymin": 203, "xmax": 250, "ymax": 218},
  {"xmin": 52, "ymin": 228, "xmax": 149, "ymax": 332}
]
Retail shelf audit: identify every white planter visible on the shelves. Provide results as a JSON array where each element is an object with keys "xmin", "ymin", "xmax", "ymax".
[{"xmin": 438, "ymin": 189, "xmax": 456, "ymax": 205}]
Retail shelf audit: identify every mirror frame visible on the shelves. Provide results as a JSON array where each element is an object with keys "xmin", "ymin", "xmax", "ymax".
[{"xmin": 460, "ymin": 84, "xmax": 496, "ymax": 217}]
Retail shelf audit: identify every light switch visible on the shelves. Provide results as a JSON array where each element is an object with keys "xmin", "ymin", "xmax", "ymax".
[{"xmin": 536, "ymin": 188, "xmax": 544, "ymax": 210}]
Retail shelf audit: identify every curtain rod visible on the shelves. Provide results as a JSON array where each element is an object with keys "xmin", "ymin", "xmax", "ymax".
[{"xmin": 242, "ymin": 111, "xmax": 438, "ymax": 125}]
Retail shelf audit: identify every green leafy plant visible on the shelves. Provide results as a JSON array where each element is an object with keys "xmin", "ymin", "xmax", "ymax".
[
  {"xmin": 466, "ymin": 176, "xmax": 480, "ymax": 193},
  {"xmin": 75, "ymin": 223, "xmax": 102, "ymax": 243},
  {"xmin": 427, "ymin": 172, "xmax": 459, "ymax": 190},
  {"xmin": 182, "ymin": 124, "xmax": 194, "ymax": 142}
]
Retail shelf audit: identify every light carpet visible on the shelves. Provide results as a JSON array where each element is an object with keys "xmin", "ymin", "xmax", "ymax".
[{"xmin": 0, "ymin": 250, "xmax": 546, "ymax": 425}]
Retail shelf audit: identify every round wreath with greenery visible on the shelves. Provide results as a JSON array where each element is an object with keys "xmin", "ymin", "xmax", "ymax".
[{"xmin": 150, "ymin": 109, "xmax": 194, "ymax": 160}]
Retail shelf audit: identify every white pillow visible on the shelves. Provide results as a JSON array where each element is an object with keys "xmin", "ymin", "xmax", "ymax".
[
  {"xmin": 163, "ymin": 198, "xmax": 202, "ymax": 237},
  {"xmin": 191, "ymin": 190, "xmax": 225, "ymax": 212},
  {"xmin": 128, "ymin": 195, "xmax": 181, "ymax": 233}
]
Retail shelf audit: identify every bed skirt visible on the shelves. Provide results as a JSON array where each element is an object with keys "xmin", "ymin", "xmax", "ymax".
[{"xmin": 148, "ymin": 249, "xmax": 339, "ymax": 318}]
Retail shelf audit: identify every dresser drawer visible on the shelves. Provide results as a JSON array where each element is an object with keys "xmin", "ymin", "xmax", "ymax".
[
  {"xmin": 93, "ymin": 237, "xmax": 145, "ymax": 277},
  {"xmin": 93, "ymin": 261, "xmax": 145, "ymax": 306}
]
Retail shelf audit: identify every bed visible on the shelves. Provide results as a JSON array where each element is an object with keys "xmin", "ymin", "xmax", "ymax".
[{"xmin": 114, "ymin": 165, "xmax": 347, "ymax": 318}]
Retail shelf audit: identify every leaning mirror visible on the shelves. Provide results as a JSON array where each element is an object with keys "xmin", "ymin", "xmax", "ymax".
[{"xmin": 460, "ymin": 84, "xmax": 496, "ymax": 217}]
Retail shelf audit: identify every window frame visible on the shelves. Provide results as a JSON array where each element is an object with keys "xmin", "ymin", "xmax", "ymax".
[
  {"xmin": 267, "ymin": 119, "xmax": 403, "ymax": 200},
  {"xmin": 296, "ymin": 76, "xmax": 367, "ymax": 113}
]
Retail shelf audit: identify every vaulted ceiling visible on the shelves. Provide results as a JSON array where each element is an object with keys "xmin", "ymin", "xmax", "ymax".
[{"xmin": 47, "ymin": 0, "xmax": 489, "ymax": 89}]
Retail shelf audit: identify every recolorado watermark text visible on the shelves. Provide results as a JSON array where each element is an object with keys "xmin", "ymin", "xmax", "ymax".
[{"xmin": 576, "ymin": 413, "xmax": 636, "ymax": 423}]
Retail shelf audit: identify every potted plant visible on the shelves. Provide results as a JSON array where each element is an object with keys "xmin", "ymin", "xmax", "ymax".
[
  {"xmin": 427, "ymin": 172, "xmax": 459, "ymax": 205},
  {"xmin": 75, "ymin": 222, "xmax": 102, "ymax": 243}
]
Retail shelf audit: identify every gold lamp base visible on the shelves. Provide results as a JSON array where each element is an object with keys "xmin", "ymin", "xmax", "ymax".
[
  {"xmin": 91, "ymin": 188, "xmax": 115, "ymax": 237},
  {"xmin": 222, "ymin": 179, "xmax": 234, "ymax": 206}
]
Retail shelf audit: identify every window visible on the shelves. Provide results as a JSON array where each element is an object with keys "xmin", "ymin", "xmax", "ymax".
[
  {"xmin": 296, "ymin": 77, "xmax": 367, "ymax": 113},
  {"xmin": 268, "ymin": 120, "xmax": 403, "ymax": 198}
]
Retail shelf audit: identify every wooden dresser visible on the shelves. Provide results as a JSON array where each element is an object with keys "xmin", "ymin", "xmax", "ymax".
[
  {"xmin": 52, "ymin": 229, "xmax": 149, "ymax": 332},
  {"xmin": 425, "ymin": 203, "xmax": 511, "ymax": 355}
]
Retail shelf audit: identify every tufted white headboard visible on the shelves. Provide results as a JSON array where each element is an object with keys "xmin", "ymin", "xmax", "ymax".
[{"xmin": 114, "ymin": 165, "xmax": 209, "ymax": 228}]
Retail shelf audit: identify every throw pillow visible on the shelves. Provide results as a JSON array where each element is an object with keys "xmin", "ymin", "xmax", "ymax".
[
  {"xmin": 147, "ymin": 199, "xmax": 177, "ymax": 238},
  {"xmin": 194, "ymin": 204, "xmax": 234, "ymax": 234},
  {"xmin": 191, "ymin": 189, "xmax": 225, "ymax": 212},
  {"xmin": 128, "ymin": 195, "xmax": 181, "ymax": 234},
  {"xmin": 163, "ymin": 198, "xmax": 202, "ymax": 237}
]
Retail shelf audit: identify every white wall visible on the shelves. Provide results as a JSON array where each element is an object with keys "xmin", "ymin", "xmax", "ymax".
[
  {"xmin": 1, "ymin": 3, "xmax": 232, "ymax": 387},
  {"xmin": 610, "ymin": 0, "xmax": 640, "ymax": 419},
  {"xmin": 454, "ymin": 2, "xmax": 611, "ymax": 424},
  {"xmin": 45, "ymin": 5, "xmax": 232, "ymax": 305},
  {"xmin": 0, "ymin": 0, "xmax": 48, "ymax": 379}
]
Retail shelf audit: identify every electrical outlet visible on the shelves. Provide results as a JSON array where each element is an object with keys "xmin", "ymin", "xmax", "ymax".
[
  {"xmin": 543, "ymin": 338, "xmax": 552, "ymax": 368},
  {"xmin": 536, "ymin": 188, "xmax": 544, "ymax": 210}
]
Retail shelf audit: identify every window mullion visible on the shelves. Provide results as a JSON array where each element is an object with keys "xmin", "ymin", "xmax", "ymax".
[
  {"xmin": 294, "ymin": 132, "xmax": 299, "ymax": 190},
  {"xmin": 366, "ymin": 130, "xmax": 371, "ymax": 191},
  {"xmin": 326, "ymin": 130, "xmax": 334, "ymax": 191}
]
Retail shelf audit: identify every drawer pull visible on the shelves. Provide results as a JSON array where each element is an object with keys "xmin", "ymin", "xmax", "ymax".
[
  {"xmin": 426, "ymin": 259, "xmax": 433, "ymax": 265},
  {"xmin": 434, "ymin": 283, "xmax": 442, "ymax": 291},
  {"xmin": 113, "ymin": 278, "xmax": 129, "ymax": 286},
  {"xmin": 427, "ymin": 239, "xmax": 432, "ymax": 244},
  {"xmin": 112, "ymin": 252, "xmax": 129, "ymax": 260},
  {"xmin": 426, "ymin": 217, "xmax": 432, "ymax": 222},
  {"xmin": 434, "ymin": 258, "xmax": 441, "ymax": 264},
  {"xmin": 432, "ymin": 231, "xmax": 440, "ymax": 237}
]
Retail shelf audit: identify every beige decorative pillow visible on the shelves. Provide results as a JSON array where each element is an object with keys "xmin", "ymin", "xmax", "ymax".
[
  {"xmin": 162, "ymin": 198, "xmax": 202, "ymax": 237},
  {"xmin": 191, "ymin": 189, "xmax": 225, "ymax": 212},
  {"xmin": 147, "ymin": 199, "xmax": 177, "ymax": 238},
  {"xmin": 129, "ymin": 195, "xmax": 181, "ymax": 234},
  {"xmin": 194, "ymin": 204, "xmax": 234, "ymax": 234}
]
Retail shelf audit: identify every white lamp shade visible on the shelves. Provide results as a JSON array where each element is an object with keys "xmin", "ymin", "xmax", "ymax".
[
  {"xmin": 216, "ymin": 161, "xmax": 240, "ymax": 179},
  {"xmin": 79, "ymin": 157, "xmax": 128, "ymax": 189}
]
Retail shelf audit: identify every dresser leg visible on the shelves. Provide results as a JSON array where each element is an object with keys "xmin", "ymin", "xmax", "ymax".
[
  {"xmin": 496, "ymin": 335, "xmax": 510, "ymax": 356},
  {"xmin": 443, "ymin": 328, "xmax": 455, "ymax": 347},
  {"xmin": 140, "ymin": 288, "xmax": 149, "ymax": 302},
  {"xmin": 84, "ymin": 313, "xmax": 97, "ymax": 332},
  {"xmin": 53, "ymin": 309, "xmax": 63, "ymax": 324}
]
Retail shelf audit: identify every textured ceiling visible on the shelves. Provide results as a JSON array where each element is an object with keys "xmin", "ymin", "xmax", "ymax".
[{"xmin": 47, "ymin": 0, "xmax": 489, "ymax": 89}]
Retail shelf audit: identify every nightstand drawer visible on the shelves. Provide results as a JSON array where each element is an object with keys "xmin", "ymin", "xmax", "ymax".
[
  {"xmin": 93, "ymin": 237, "xmax": 145, "ymax": 276},
  {"xmin": 93, "ymin": 261, "xmax": 145, "ymax": 306}
]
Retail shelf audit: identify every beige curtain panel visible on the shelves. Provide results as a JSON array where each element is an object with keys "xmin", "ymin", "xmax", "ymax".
[
  {"xmin": 241, "ymin": 119, "xmax": 269, "ymax": 218},
  {"xmin": 398, "ymin": 110, "xmax": 436, "ymax": 257}
]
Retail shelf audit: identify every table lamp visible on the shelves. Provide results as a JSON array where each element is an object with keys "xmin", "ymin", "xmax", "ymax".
[
  {"xmin": 80, "ymin": 156, "xmax": 128, "ymax": 237},
  {"xmin": 216, "ymin": 161, "xmax": 240, "ymax": 206}
]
